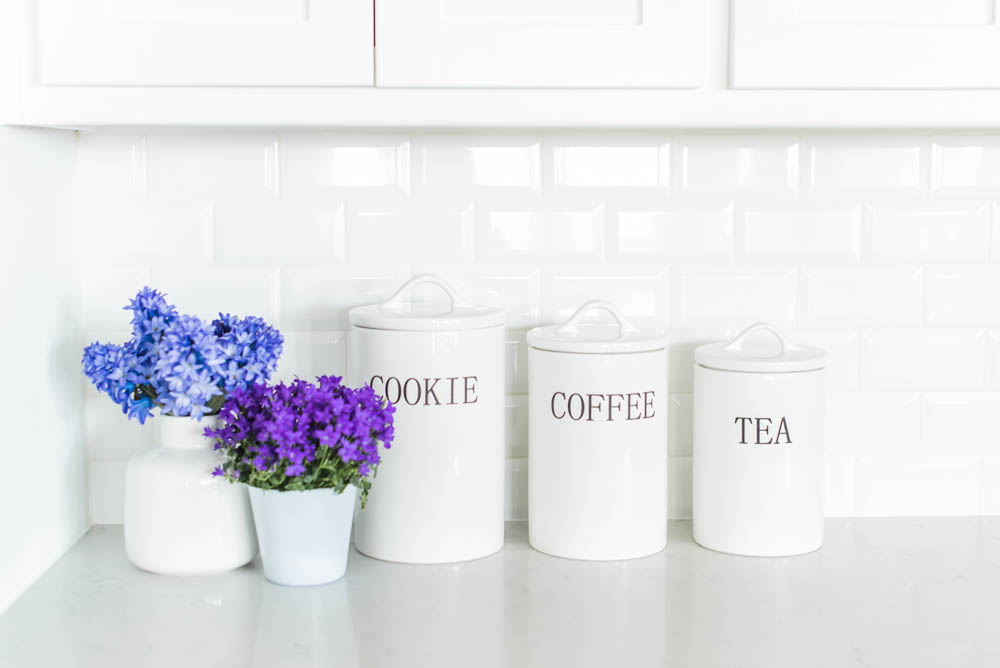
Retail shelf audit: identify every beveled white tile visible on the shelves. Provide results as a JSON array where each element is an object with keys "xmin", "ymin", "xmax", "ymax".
[
  {"xmin": 989, "ymin": 331, "xmax": 1000, "ymax": 389},
  {"xmin": 505, "ymin": 457, "xmax": 528, "ymax": 521},
  {"xmin": 76, "ymin": 131, "xmax": 146, "ymax": 197},
  {"xmin": 79, "ymin": 199, "xmax": 213, "ymax": 265},
  {"xmin": 348, "ymin": 203, "xmax": 475, "ymax": 265},
  {"xmin": 740, "ymin": 201, "xmax": 861, "ymax": 263},
  {"xmin": 409, "ymin": 267, "xmax": 541, "ymax": 328},
  {"xmin": 610, "ymin": 203, "xmax": 735, "ymax": 264},
  {"xmin": 864, "ymin": 202, "xmax": 989, "ymax": 264},
  {"xmin": 548, "ymin": 135, "xmax": 669, "ymax": 189},
  {"xmin": 85, "ymin": 396, "xmax": 154, "ymax": 461},
  {"xmin": 280, "ymin": 133, "xmax": 410, "ymax": 196},
  {"xmin": 506, "ymin": 394, "xmax": 528, "ymax": 459},
  {"xmin": 675, "ymin": 135, "xmax": 798, "ymax": 195},
  {"xmin": 214, "ymin": 201, "xmax": 345, "ymax": 265},
  {"xmin": 824, "ymin": 455, "xmax": 856, "ymax": 517},
  {"xmin": 982, "ymin": 457, "xmax": 1000, "ymax": 514},
  {"xmin": 932, "ymin": 135, "xmax": 1000, "ymax": 192},
  {"xmin": 148, "ymin": 266, "xmax": 280, "ymax": 324},
  {"xmin": 506, "ymin": 329, "xmax": 530, "ymax": 394},
  {"xmin": 827, "ymin": 393, "xmax": 920, "ymax": 455},
  {"xmin": 666, "ymin": 327, "xmax": 736, "ymax": 393},
  {"xmin": 81, "ymin": 266, "xmax": 151, "ymax": 330},
  {"xmin": 478, "ymin": 203, "xmax": 605, "ymax": 265},
  {"xmin": 854, "ymin": 456, "xmax": 981, "ymax": 516},
  {"xmin": 89, "ymin": 459, "xmax": 128, "ymax": 524},
  {"xmin": 415, "ymin": 135, "xmax": 540, "ymax": 193},
  {"xmin": 926, "ymin": 266, "xmax": 1000, "ymax": 326},
  {"xmin": 668, "ymin": 456, "xmax": 692, "ymax": 519},
  {"xmin": 147, "ymin": 132, "xmax": 277, "ymax": 198},
  {"xmin": 792, "ymin": 328, "xmax": 861, "ymax": 391},
  {"xmin": 671, "ymin": 267, "xmax": 797, "ymax": 328},
  {"xmin": 920, "ymin": 393, "xmax": 1000, "ymax": 454},
  {"xmin": 280, "ymin": 266, "xmax": 410, "ymax": 330},
  {"xmin": 668, "ymin": 394, "xmax": 692, "ymax": 456},
  {"xmin": 804, "ymin": 137, "xmax": 926, "ymax": 195},
  {"xmin": 540, "ymin": 267, "xmax": 668, "ymax": 323},
  {"xmin": 860, "ymin": 329, "xmax": 987, "ymax": 391},
  {"xmin": 273, "ymin": 331, "xmax": 348, "ymax": 383},
  {"xmin": 799, "ymin": 267, "xmax": 924, "ymax": 327}
]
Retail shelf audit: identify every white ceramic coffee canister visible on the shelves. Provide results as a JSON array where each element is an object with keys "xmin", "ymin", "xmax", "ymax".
[
  {"xmin": 528, "ymin": 300, "xmax": 668, "ymax": 561},
  {"xmin": 349, "ymin": 274, "xmax": 505, "ymax": 564},
  {"xmin": 124, "ymin": 416, "xmax": 257, "ymax": 575},
  {"xmin": 693, "ymin": 323, "xmax": 828, "ymax": 557}
]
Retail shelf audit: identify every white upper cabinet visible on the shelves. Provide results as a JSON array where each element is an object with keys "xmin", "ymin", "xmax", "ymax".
[
  {"xmin": 36, "ymin": 0, "xmax": 373, "ymax": 86},
  {"xmin": 375, "ymin": 0, "xmax": 707, "ymax": 88},
  {"xmin": 733, "ymin": 0, "xmax": 1000, "ymax": 88}
]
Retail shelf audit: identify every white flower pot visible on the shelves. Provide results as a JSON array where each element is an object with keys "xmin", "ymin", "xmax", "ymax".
[
  {"xmin": 124, "ymin": 415, "xmax": 257, "ymax": 575},
  {"xmin": 248, "ymin": 486, "xmax": 357, "ymax": 586}
]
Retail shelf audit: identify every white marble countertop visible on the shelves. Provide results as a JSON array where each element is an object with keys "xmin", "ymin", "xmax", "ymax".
[{"xmin": 2, "ymin": 519, "xmax": 999, "ymax": 668}]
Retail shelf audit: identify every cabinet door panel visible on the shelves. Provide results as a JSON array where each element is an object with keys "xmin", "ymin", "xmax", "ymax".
[
  {"xmin": 376, "ymin": 0, "xmax": 705, "ymax": 88},
  {"xmin": 38, "ymin": 0, "xmax": 373, "ymax": 86},
  {"xmin": 733, "ymin": 0, "xmax": 1000, "ymax": 89}
]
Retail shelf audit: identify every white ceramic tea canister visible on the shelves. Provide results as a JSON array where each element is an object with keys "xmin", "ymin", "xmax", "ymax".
[
  {"xmin": 693, "ymin": 323, "xmax": 827, "ymax": 557},
  {"xmin": 349, "ymin": 274, "xmax": 505, "ymax": 564},
  {"xmin": 528, "ymin": 300, "xmax": 668, "ymax": 561}
]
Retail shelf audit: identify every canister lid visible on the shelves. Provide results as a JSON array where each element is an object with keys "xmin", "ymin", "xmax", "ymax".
[
  {"xmin": 349, "ymin": 274, "xmax": 505, "ymax": 331},
  {"xmin": 695, "ymin": 323, "xmax": 827, "ymax": 373},
  {"xmin": 527, "ymin": 300, "xmax": 667, "ymax": 354}
]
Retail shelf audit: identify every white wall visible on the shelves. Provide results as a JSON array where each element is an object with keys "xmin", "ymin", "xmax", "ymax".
[
  {"xmin": 78, "ymin": 129, "xmax": 1000, "ymax": 522},
  {"xmin": 0, "ymin": 126, "xmax": 86, "ymax": 612}
]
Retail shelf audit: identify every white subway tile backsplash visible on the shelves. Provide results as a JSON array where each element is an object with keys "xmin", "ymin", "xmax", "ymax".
[
  {"xmin": 348, "ymin": 203, "xmax": 475, "ymax": 265},
  {"xmin": 799, "ymin": 267, "xmax": 924, "ymax": 327},
  {"xmin": 80, "ymin": 200, "xmax": 213, "ymax": 265},
  {"xmin": 932, "ymin": 135, "xmax": 1000, "ymax": 192},
  {"xmin": 77, "ymin": 129, "xmax": 1000, "ymax": 519},
  {"xmin": 671, "ymin": 267, "xmax": 797, "ymax": 328},
  {"xmin": 610, "ymin": 203, "xmax": 735, "ymax": 264},
  {"xmin": 860, "ymin": 329, "xmax": 986, "ymax": 391},
  {"xmin": 740, "ymin": 202, "xmax": 861, "ymax": 264},
  {"xmin": 478, "ymin": 203, "xmax": 605, "ymax": 265},
  {"xmin": 81, "ymin": 266, "xmax": 151, "ymax": 330},
  {"xmin": 920, "ymin": 393, "xmax": 1000, "ymax": 454},
  {"xmin": 148, "ymin": 266, "xmax": 281, "ymax": 324},
  {"xmin": 926, "ymin": 266, "xmax": 1000, "ymax": 326},
  {"xmin": 280, "ymin": 133, "xmax": 410, "ymax": 197},
  {"xmin": 214, "ymin": 201, "xmax": 345, "ymax": 265},
  {"xmin": 864, "ymin": 202, "xmax": 990, "ymax": 264},
  {"xmin": 548, "ymin": 135, "xmax": 669, "ymax": 189},
  {"xmin": 416, "ymin": 135, "xmax": 540, "ymax": 193},
  {"xmin": 854, "ymin": 456, "xmax": 981, "ymax": 517},
  {"xmin": 280, "ymin": 267, "xmax": 410, "ymax": 330},
  {"xmin": 540, "ymin": 267, "xmax": 668, "ymax": 323},
  {"xmin": 147, "ymin": 132, "xmax": 278, "ymax": 198},
  {"xmin": 826, "ymin": 393, "xmax": 920, "ymax": 455},
  {"xmin": 805, "ymin": 137, "xmax": 926, "ymax": 195},
  {"xmin": 675, "ymin": 135, "xmax": 797, "ymax": 195},
  {"xmin": 273, "ymin": 331, "xmax": 348, "ymax": 383}
]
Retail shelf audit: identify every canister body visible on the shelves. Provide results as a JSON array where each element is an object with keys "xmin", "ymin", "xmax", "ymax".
[
  {"xmin": 529, "ymin": 348, "xmax": 668, "ymax": 560},
  {"xmin": 693, "ymin": 365, "xmax": 826, "ymax": 557},
  {"xmin": 350, "ymin": 324, "xmax": 505, "ymax": 563}
]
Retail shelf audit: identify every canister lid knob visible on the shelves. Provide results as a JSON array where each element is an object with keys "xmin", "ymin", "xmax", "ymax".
[{"xmin": 695, "ymin": 322, "xmax": 827, "ymax": 373}]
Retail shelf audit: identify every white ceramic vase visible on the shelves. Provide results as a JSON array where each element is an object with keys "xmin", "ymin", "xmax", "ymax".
[
  {"xmin": 124, "ymin": 416, "xmax": 257, "ymax": 575},
  {"xmin": 248, "ymin": 486, "xmax": 357, "ymax": 586}
]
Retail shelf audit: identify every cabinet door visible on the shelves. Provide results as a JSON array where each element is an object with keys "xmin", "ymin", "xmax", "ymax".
[
  {"xmin": 733, "ymin": 0, "xmax": 1000, "ymax": 88},
  {"xmin": 375, "ymin": 0, "xmax": 705, "ymax": 88},
  {"xmin": 37, "ymin": 0, "xmax": 373, "ymax": 86}
]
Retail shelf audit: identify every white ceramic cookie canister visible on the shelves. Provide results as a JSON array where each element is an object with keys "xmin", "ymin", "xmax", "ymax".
[
  {"xmin": 693, "ymin": 323, "xmax": 828, "ymax": 557},
  {"xmin": 349, "ymin": 274, "xmax": 505, "ymax": 564},
  {"xmin": 528, "ymin": 300, "xmax": 668, "ymax": 561}
]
